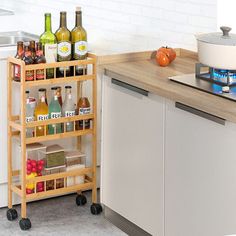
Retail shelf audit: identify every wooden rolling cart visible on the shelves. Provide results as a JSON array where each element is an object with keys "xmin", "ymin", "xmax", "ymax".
[{"xmin": 6, "ymin": 54, "xmax": 102, "ymax": 230}]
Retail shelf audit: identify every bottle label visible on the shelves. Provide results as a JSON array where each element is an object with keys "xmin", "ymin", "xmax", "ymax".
[
  {"xmin": 14, "ymin": 65, "xmax": 21, "ymax": 80},
  {"xmin": 36, "ymin": 69, "xmax": 44, "ymax": 80},
  {"xmin": 26, "ymin": 116, "xmax": 34, "ymax": 123},
  {"xmin": 79, "ymin": 107, "xmax": 90, "ymax": 115},
  {"xmin": 78, "ymin": 107, "xmax": 90, "ymax": 128},
  {"xmin": 37, "ymin": 114, "xmax": 49, "ymax": 121},
  {"xmin": 51, "ymin": 112, "xmax": 62, "ymax": 119},
  {"xmin": 65, "ymin": 111, "xmax": 75, "ymax": 117},
  {"xmin": 58, "ymin": 42, "xmax": 71, "ymax": 59},
  {"xmin": 59, "ymin": 66, "xmax": 70, "ymax": 74},
  {"xmin": 44, "ymin": 44, "xmax": 57, "ymax": 63},
  {"xmin": 26, "ymin": 70, "xmax": 34, "ymax": 81},
  {"xmin": 74, "ymin": 41, "xmax": 88, "ymax": 57}
]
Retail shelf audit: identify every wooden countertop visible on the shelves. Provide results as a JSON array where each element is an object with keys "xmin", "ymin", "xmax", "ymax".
[{"xmin": 99, "ymin": 48, "xmax": 236, "ymax": 123}]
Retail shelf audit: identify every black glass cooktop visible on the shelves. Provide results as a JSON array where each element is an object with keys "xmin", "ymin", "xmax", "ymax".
[{"xmin": 170, "ymin": 74, "xmax": 236, "ymax": 102}]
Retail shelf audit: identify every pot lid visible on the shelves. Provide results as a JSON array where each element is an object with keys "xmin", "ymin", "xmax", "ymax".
[{"xmin": 196, "ymin": 26, "xmax": 236, "ymax": 46}]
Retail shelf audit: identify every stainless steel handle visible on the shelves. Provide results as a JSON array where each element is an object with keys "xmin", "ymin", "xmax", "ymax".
[
  {"xmin": 175, "ymin": 102, "xmax": 225, "ymax": 125},
  {"xmin": 111, "ymin": 78, "xmax": 149, "ymax": 96}
]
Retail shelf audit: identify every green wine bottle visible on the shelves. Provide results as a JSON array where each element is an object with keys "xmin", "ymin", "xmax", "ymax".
[
  {"xmin": 71, "ymin": 10, "xmax": 88, "ymax": 75},
  {"xmin": 55, "ymin": 11, "xmax": 71, "ymax": 77},
  {"xmin": 39, "ymin": 13, "xmax": 57, "ymax": 79}
]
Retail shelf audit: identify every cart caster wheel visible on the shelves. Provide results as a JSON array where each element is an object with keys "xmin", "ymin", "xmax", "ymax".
[
  {"xmin": 6, "ymin": 208, "xmax": 18, "ymax": 221},
  {"xmin": 76, "ymin": 194, "xmax": 87, "ymax": 206},
  {"xmin": 19, "ymin": 218, "xmax": 31, "ymax": 231},
  {"xmin": 90, "ymin": 203, "xmax": 103, "ymax": 215}
]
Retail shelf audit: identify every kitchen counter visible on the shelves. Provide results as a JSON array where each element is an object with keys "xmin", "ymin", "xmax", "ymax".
[{"xmin": 100, "ymin": 48, "xmax": 236, "ymax": 123}]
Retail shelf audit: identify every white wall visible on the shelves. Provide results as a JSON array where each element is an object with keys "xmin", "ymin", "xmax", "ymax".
[
  {"xmin": 0, "ymin": 0, "xmax": 217, "ymax": 53},
  {"xmin": 217, "ymin": 0, "xmax": 236, "ymax": 32}
]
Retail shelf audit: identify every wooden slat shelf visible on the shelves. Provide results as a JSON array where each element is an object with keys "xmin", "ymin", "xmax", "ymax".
[
  {"xmin": 7, "ymin": 54, "xmax": 99, "ymax": 224},
  {"xmin": 25, "ymin": 128, "xmax": 93, "ymax": 144},
  {"xmin": 25, "ymin": 167, "xmax": 93, "ymax": 184},
  {"xmin": 11, "ymin": 167, "xmax": 93, "ymax": 200},
  {"xmin": 26, "ymin": 182, "xmax": 93, "ymax": 201},
  {"xmin": 9, "ymin": 113, "xmax": 94, "ymax": 129},
  {"xmin": 15, "ymin": 74, "xmax": 95, "ymax": 88}
]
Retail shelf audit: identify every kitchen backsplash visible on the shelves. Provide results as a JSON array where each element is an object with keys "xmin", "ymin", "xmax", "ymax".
[{"xmin": 0, "ymin": 0, "xmax": 217, "ymax": 52}]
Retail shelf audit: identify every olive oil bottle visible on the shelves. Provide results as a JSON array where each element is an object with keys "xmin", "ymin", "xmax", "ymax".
[
  {"xmin": 71, "ymin": 9, "xmax": 88, "ymax": 75},
  {"xmin": 55, "ymin": 11, "xmax": 71, "ymax": 77}
]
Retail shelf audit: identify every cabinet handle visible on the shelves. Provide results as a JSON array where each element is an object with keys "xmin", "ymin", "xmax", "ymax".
[
  {"xmin": 111, "ymin": 78, "xmax": 149, "ymax": 96},
  {"xmin": 175, "ymin": 102, "xmax": 226, "ymax": 125}
]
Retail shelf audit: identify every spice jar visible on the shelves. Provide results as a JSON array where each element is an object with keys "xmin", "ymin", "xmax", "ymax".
[{"xmin": 76, "ymin": 97, "xmax": 91, "ymax": 130}]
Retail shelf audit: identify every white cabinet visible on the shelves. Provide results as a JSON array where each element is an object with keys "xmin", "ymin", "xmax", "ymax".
[
  {"xmin": 165, "ymin": 100, "xmax": 236, "ymax": 236},
  {"xmin": 0, "ymin": 47, "xmax": 16, "ymax": 185},
  {"xmin": 0, "ymin": 47, "xmax": 21, "ymax": 207},
  {"xmin": 101, "ymin": 76, "xmax": 164, "ymax": 236}
]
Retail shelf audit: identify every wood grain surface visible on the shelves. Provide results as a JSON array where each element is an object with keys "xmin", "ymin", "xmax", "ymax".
[{"xmin": 100, "ymin": 49, "xmax": 236, "ymax": 123}]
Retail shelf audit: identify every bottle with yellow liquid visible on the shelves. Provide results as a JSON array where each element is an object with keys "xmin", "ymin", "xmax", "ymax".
[
  {"xmin": 55, "ymin": 11, "xmax": 71, "ymax": 77},
  {"xmin": 34, "ymin": 90, "xmax": 49, "ymax": 136},
  {"xmin": 71, "ymin": 9, "xmax": 87, "ymax": 75}
]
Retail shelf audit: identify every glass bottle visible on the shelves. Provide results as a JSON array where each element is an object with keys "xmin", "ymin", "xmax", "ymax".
[
  {"xmin": 48, "ymin": 87, "xmax": 62, "ymax": 134},
  {"xmin": 55, "ymin": 86, "xmax": 62, "ymax": 107},
  {"xmin": 25, "ymin": 91, "xmax": 36, "ymax": 138},
  {"xmin": 76, "ymin": 97, "xmax": 91, "ymax": 130},
  {"xmin": 23, "ymin": 44, "xmax": 34, "ymax": 81},
  {"xmin": 34, "ymin": 91, "xmax": 49, "ymax": 137},
  {"xmin": 38, "ymin": 88, "xmax": 48, "ymax": 105},
  {"xmin": 71, "ymin": 10, "xmax": 88, "ymax": 75},
  {"xmin": 29, "ymin": 40, "xmax": 36, "ymax": 61},
  {"xmin": 55, "ymin": 11, "xmax": 71, "ymax": 77},
  {"xmin": 39, "ymin": 13, "xmax": 57, "ymax": 79},
  {"xmin": 62, "ymin": 86, "xmax": 75, "ymax": 132},
  {"xmin": 14, "ymin": 41, "xmax": 24, "ymax": 82},
  {"xmin": 35, "ymin": 42, "xmax": 46, "ymax": 80}
]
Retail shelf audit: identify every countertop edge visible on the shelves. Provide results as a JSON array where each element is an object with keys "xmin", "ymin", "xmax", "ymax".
[{"xmin": 100, "ymin": 49, "xmax": 236, "ymax": 124}]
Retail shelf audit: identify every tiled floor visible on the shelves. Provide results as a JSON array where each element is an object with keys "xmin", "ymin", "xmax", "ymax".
[{"xmin": 0, "ymin": 191, "xmax": 127, "ymax": 236}]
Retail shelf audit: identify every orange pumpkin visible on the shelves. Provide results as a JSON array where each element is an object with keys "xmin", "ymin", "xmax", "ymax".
[
  {"xmin": 157, "ymin": 46, "xmax": 176, "ymax": 62},
  {"xmin": 156, "ymin": 51, "xmax": 170, "ymax": 67}
]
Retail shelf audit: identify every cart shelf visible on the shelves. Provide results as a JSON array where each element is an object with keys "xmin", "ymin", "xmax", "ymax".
[
  {"xmin": 7, "ymin": 53, "xmax": 102, "ymax": 230},
  {"xmin": 8, "ymin": 53, "xmax": 96, "ymax": 86},
  {"xmin": 10, "ymin": 113, "xmax": 94, "ymax": 130},
  {"xmin": 11, "ymin": 167, "xmax": 93, "ymax": 200}
]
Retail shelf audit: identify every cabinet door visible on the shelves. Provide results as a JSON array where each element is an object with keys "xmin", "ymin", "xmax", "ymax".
[
  {"xmin": 0, "ymin": 47, "xmax": 18, "ymax": 185},
  {"xmin": 0, "ymin": 59, "xmax": 8, "ymax": 184},
  {"xmin": 101, "ymin": 76, "xmax": 164, "ymax": 236},
  {"xmin": 165, "ymin": 100, "xmax": 236, "ymax": 236}
]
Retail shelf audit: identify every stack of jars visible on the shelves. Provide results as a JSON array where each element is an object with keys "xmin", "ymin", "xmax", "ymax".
[{"xmin": 25, "ymin": 86, "xmax": 91, "ymax": 137}]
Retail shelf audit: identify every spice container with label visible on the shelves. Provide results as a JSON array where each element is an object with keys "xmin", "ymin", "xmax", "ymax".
[
  {"xmin": 44, "ymin": 165, "xmax": 66, "ymax": 190},
  {"xmin": 76, "ymin": 97, "xmax": 91, "ymax": 130},
  {"xmin": 65, "ymin": 150, "xmax": 86, "ymax": 186},
  {"xmin": 20, "ymin": 142, "xmax": 46, "ymax": 161},
  {"xmin": 39, "ymin": 144, "xmax": 65, "ymax": 168}
]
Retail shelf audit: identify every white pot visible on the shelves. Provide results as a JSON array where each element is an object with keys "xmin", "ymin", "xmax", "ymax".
[{"xmin": 196, "ymin": 26, "xmax": 236, "ymax": 70}]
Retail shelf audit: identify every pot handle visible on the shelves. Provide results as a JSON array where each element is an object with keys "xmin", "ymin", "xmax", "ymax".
[{"xmin": 220, "ymin": 26, "xmax": 232, "ymax": 37}]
